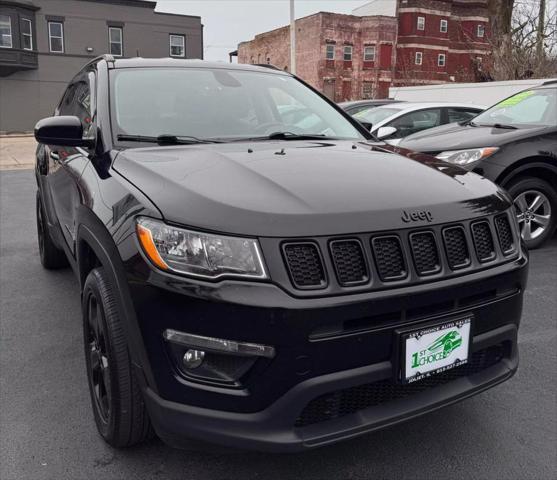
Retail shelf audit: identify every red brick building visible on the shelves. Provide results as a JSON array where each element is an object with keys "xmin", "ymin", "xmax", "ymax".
[{"xmin": 237, "ymin": 0, "xmax": 490, "ymax": 101}]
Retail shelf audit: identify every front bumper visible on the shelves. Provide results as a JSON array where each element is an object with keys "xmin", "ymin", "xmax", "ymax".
[
  {"xmin": 127, "ymin": 253, "xmax": 527, "ymax": 452},
  {"xmin": 144, "ymin": 325, "xmax": 517, "ymax": 452}
]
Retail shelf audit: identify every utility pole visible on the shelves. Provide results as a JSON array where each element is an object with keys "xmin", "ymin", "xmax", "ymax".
[
  {"xmin": 536, "ymin": 0, "xmax": 546, "ymax": 62},
  {"xmin": 290, "ymin": 0, "xmax": 296, "ymax": 75}
]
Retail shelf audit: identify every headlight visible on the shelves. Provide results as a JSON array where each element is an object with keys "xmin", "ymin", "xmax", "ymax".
[
  {"xmin": 436, "ymin": 147, "xmax": 499, "ymax": 166},
  {"xmin": 136, "ymin": 217, "xmax": 267, "ymax": 280}
]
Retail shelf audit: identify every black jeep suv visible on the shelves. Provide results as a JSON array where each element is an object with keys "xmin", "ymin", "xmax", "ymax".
[
  {"xmin": 35, "ymin": 56, "xmax": 528, "ymax": 452},
  {"xmin": 399, "ymin": 81, "xmax": 557, "ymax": 250}
]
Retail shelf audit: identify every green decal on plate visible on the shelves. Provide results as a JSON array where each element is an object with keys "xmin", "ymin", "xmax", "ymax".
[{"xmin": 411, "ymin": 330, "xmax": 463, "ymax": 369}]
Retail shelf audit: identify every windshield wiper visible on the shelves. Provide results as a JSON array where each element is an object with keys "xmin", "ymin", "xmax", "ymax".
[
  {"xmin": 117, "ymin": 134, "xmax": 222, "ymax": 144},
  {"xmin": 474, "ymin": 123, "xmax": 518, "ymax": 130},
  {"xmin": 231, "ymin": 132, "xmax": 334, "ymax": 142}
]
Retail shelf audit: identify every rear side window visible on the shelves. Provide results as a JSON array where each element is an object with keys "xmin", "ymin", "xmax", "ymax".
[
  {"xmin": 388, "ymin": 108, "xmax": 442, "ymax": 139},
  {"xmin": 447, "ymin": 108, "xmax": 480, "ymax": 123}
]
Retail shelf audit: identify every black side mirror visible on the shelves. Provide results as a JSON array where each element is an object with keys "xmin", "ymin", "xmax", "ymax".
[{"xmin": 34, "ymin": 116, "xmax": 94, "ymax": 148}]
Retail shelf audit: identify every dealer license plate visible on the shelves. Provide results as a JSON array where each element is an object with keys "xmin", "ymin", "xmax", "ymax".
[{"xmin": 402, "ymin": 317, "xmax": 472, "ymax": 383}]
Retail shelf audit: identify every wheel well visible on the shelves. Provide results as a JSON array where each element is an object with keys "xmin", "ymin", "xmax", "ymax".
[
  {"xmin": 498, "ymin": 157, "xmax": 557, "ymax": 190},
  {"xmin": 78, "ymin": 239, "xmax": 102, "ymax": 289}
]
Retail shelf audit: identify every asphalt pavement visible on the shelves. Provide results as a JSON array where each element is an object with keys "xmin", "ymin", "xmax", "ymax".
[{"xmin": 1, "ymin": 169, "xmax": 556, "ymax": 480}]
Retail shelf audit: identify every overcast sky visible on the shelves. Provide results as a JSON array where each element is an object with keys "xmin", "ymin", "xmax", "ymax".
[{"xmin": 155, "ymin": 1, "xmax": 368, "ymax": 61}]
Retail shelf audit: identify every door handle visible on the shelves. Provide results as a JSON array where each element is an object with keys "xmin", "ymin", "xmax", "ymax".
[{"xmin": 50, "ymin": 151, "xmax": 60, "ymax": 161}]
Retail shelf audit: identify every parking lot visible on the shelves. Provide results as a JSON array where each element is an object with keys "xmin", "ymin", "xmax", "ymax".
[{"xmin": 1, "ymin": 169, "xmax": 556, "ymax": 480}]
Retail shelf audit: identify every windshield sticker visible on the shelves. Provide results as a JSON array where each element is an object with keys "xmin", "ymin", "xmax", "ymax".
[{"xmin": 498, "ymin": 90, "xmax": 535, "ymax": 107}]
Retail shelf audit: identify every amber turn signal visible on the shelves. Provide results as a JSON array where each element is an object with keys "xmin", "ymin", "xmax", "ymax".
[{"xmin": 136, "ymin": 223, "xmax": 169, "ymax": 271}]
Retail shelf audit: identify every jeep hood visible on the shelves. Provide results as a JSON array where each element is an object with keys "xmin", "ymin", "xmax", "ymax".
[{"xmin": 113, "ymin": 140, "xmax": 510, "ymax": 237}]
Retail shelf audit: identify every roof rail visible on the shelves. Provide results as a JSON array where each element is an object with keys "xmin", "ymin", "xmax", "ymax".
[
  {"xmin": 253, "ymin": 63, "xmax": 283, "ymax": 71},
  {"xmin": 81, "ymin": 54, "xmax": 115, "ymax": 69}
]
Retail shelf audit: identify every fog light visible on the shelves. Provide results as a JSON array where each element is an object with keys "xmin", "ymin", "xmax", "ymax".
[{"xmin": 183, "ymin": 349, "xmax": 205, "ymax": 369}]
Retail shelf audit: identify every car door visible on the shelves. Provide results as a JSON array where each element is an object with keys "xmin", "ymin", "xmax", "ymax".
[
  {"xmin": 45, "ymin": 71, "xmax": 95, "ymax": 255},
  {"xmin": 386, "ymin": 108, "xmax": 442, "ymax": 140}
]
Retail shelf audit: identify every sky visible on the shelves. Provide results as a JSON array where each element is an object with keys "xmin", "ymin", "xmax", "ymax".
[{"xmin": 154, "ymin": 1, "xmax": 369, "ymax": 61}]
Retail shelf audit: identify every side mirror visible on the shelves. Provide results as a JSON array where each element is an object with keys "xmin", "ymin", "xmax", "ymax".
[
  {"xmin": 34, "ymin": 116, "xmax": 94, "ymax": 147},
  {"xmin": 376, "ymin": 126, "xmax": 397, "ymax": 140}
]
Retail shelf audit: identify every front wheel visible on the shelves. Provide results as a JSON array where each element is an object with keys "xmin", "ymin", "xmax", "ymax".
[
  {"xmin": 82, "ymin": 267, "xmax": 153, "ymax": 447},
  {"xmin": 507, "ymin": 177, "xmax": 557, "ymax": 250}
]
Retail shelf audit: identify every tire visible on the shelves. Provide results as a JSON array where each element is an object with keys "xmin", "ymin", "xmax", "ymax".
[
  {"xmin": 506, "ymin": 176, "xmax": 557, "ymax": 250},
  {"xmin": 82, "ymin": 267, "xmax": 153, "ymax": 447},
  {"xmin": 36, "ymin": 191, "xmax": 68, "ymax": 269}
]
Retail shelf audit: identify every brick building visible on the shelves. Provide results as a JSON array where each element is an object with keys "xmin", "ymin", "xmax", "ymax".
[{"xmin": 237, "ymin": 0, "xmax": 490, "ymax": 101}]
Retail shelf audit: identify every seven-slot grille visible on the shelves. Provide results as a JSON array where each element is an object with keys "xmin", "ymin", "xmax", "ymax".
[
  {"xmin": 372, "ymin": 236, "xmax": 407, "ymax": 281},
  {"xmin": 330, "ymin": 240, "xmax": 368, "ymax": 286},
  {"xmin": 282, "ymin": 243, "xmax": 326, "ymax": 289},
  {"xmin": 494, "ymin": 214, "xmax": 515, "ymax": 254},
  {"xmin": 409, "ymin": 231, "xmax": 441, "ymax": 275},
  {"xmin": 471, "ymin": 221, "xmax": 496, "ymax": 262},
  {"xmin": 280, "ymin": 213, "xmax": 517, "ymax": 291}
]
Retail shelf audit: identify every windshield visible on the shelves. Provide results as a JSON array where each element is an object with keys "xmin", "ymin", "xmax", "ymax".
[
  {"xmin": 353, "ymin": 106, "xmax": 404, "ymax": 125},
  {"xmin": 472, "ymin": 87, "xmax": 557, "ymax": 127},
  {"xmin": 109, "ymin": 68, "xmax": 365, "ymax": 142}
]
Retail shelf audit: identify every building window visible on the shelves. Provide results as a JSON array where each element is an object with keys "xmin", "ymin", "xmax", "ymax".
[
  {"xmin": 415, "ymin": 51, "xmax": 423, "ymax": 65},
  {"xmin": 326, "ymin": 44, "xmax": 335, "ymax": 60},
  {"xmin": 364, "ymin": 46, "xmax": 376, "ymax": 62},
  {"xmin": 362, "ymin": 81, "xmax": 375, "ymax": 99},
  {"xmin": 417, "ymin": 16, "xmax": 425, "ymax": 31},
  {"xmin": 440, "ymin": 19, "xmax": 448, "ymax": 33},
  {"xmin": 48, "ymin": 22, "xmax": 64, "ymax": 53},
  {"xmin": 343, "ymin": 45, "xmax": 352, "ymax": 61},
  {"xmin": 170, "ymin": 34, "xmax": 185, "ymax": 57},
  {"xmin": 108, "ymin": 27, "xmax": 123, "ymax": 56},
  {"xmin": 0, "ymin": 15, "xmax": 12, "ymax": 48},
  {"xmin": 438, "ymin": 53, "xmax": 446, "ymax": 66},
  {"xmin": 477, "ymin": 24, "xmax": 485, "ymax": 37},
  {"xmin": 21, "ymin": 18, "xmax": 33, "ymax": 50}
]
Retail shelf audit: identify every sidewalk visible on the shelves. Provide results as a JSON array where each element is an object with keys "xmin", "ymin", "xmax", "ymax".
[{"xmin": 0, "ymin": 135, "xmax": 36, "ymax": 170}]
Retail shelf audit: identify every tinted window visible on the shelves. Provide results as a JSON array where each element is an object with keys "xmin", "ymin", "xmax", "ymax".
[
  {"xmin": 473, "ymin": 88, "xmax": 557, "ymax": 127},
  {"xmin": 347, "ymin": 104, "xmax": 377, "ymax": 115},
  {"xmin": 447, "ymin": 108, "xmax": 480, "ymax": 123},
  {"xmin": 110, "ymin": 68, "xmax": 364, "ymax": 141},
  {"xmin": 58, "ymin": 85, "xmax": 76, "ymax": 116},
  {"xmin": 72, "ymin": 80, "xmax": 92, "ymax": 135},
  {"xmin": 57, "ymin": 75, "xmax": 93, "ymax": 136},
  {"xmin": 387, "ymin": 108, "xmax": 442, "ymax": 139},
  {"xmin": 353, "ymin": 106, "xmax": 404, "ymax": 125}
]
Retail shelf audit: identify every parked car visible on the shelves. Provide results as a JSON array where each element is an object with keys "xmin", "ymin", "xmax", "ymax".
[
  {"xmin": 353, "ymin": 102, "xmax": 485, "ymax": 145},
  {"xmin": 34, "ymin": 55, "xmax": 527, "ymax": 452},
  {"xmin": 400, "ymin": 81, "xmax": 557, "ymax": 249},
  {"xmin": 339, "ymin": 98, "xmax": 405, "ymax": 115}
]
